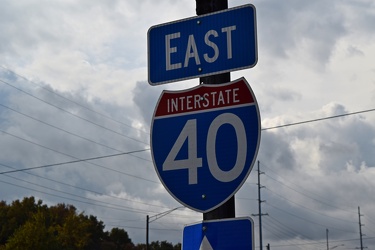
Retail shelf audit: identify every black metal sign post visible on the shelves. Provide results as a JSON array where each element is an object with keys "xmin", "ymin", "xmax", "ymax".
[{"xmin": 196, "ymin": 0, "xmax": 236, "ymax": 221}]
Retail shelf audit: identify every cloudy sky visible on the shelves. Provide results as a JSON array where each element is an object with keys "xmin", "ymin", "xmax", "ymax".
[{"xmin": 1, "ymin": 0, "xmax": 375, "ymax": 249}]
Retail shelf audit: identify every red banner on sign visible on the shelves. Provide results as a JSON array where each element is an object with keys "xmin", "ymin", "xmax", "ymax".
[{"xmin": 155, "ymin": 78, "xmax": 254, "ymax": 117}]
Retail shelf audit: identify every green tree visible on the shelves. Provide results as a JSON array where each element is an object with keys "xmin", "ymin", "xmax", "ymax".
[
  {"xmin": 0, "ymin": 201, "xmax": 9, "ymax": 245},
  {"xmin": 85, "ymin": 215, "xmax": 106, "ymax": 250},
  {"xmin": 108, "ymin": 228, "xmax": 133, "ymax": 250},
  {"xmin": 5, "ymin": 211, "xmax": 59, "ymax": 250},
  {"xmin": 160, "ymin": 241, "xmax": 174, "ymax": 250},
  {"xmin": 144, "ymin": 241, "xmax": 180, "ymax": 250},
  {"xmin": 173, "ymin": 243, "xmax": 181, "ymax": 250},
  {"xmin": 133, "ymin": 243, "xmax": 146, "ymax": 250},
  {"xmin": 49, "ymin": 203, "xmax": 77, "ymax": 226},
  {"xmin": 0, "ymin": 197, "xmax": 183, "ymax": 250},
  {"xmin": 0, "ymin": 197, "xmax": 44, "ymax": 245},
  {"xmin": 2, "ymin": 199, "xmax": 93, "ymax": 250},
  {"xmin": 55, "ymin": 212, "xmax": 91, "ymax": 250}
]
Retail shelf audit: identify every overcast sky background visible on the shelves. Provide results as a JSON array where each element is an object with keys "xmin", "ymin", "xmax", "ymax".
[{"xmin": 1, "ymin": 0, "xmax": 375, "ymax": 249}]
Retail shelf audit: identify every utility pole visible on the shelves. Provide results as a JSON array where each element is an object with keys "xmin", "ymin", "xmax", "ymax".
[
  {"xmin": 146, "ymin": 207, "xmax": 183, "ymax": 250},
  {"xmin": 196, "ymin": 0, "xmax": 235, "ymax": 222},
  {"xmin": 252, "ymin": 161, "xmax": 268, "ymax": 250},
  {"xmin": 357, "ymin": 206, "xmax": 367, "ymax": 250},
  {"xmin": 326, "ymin": 228, "xmax": 329, "ymax": 250},
  {"xmin": 146, "ymin": 215, "xmax": 149, "ymax": 250}
]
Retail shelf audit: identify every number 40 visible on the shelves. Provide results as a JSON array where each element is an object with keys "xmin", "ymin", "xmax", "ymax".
[{"xmin": 163, "ymin": 113, "xmax": 247, "ymax": 185}]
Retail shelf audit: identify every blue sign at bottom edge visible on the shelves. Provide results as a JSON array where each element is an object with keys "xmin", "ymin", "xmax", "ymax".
[{"xmin": 182, "ymin": 217, "xmax": 254, "ymax": 250}]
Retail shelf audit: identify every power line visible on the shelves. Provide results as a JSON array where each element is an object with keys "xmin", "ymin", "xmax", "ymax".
[
  {"xmin": 8, "ymin": 176, "xmax": 194, "ymax": 222},
  {"xmin": 262, "ymin": 225, "xmax": 297, "ymax": 249},
  {"xmin": 262, "ymin": 220, "xmax": 307, "ymax": 250},
  {"xmin": 0, "ymin": 68, "xmax": 153, "ymax": 164},
  {"xmin": 0, "ymin": 78, "xmax": 148, "ymax": 146},
  {"xmin": 259, "ymin": 162, "xmax": 360, "ymax": 221},
  {"xmin": 0, "ymin": 102, "xmax": 148, "ymax": 158},
  {"xmin": 265, "ymin": 202, "xmax": 356, "ymax": 234},
  {"xmin": 0, "ymin": 149, "xmax": 149, "ymax": 175},
  {"xmin": 1, "ymin": 173, "xmax": 154, "ymax": 214},
  {"xmin": 0, "ymin": 98, "xmax": 151, "ymax": 164},
  {"xmin": 106, "ymin": 224, "xmax": 181, "ymax": 232},
  {"xmin": 0, "ymin": 161, "xmax": 169, "ymax": 210},
  {"xmin": 268, "ymin": 237, "xmax": 375, "ymax": 248},
  {"xmin": 261, "ymin": 108, "xmax": 375, "ymax": 131},
  {"xmin": 0, "ymin": 162, "xmax": 196, "ymax": 219},
  {"xmin": 4, "ymin": 68, "xmax": 375, "ymax": 146},
  {"xmin": 264, "ymin": 173, "xmax": 356, "ymax": 214},
  {"xmin": 0, "ymin": 178, "xmax": 151, "ymax": 215},
  {"xmin": 260, "ymin": 163, "xmax": 335, "ymax": 204},
  {"xmin": 0, "ymin": 160, "xmax": 198, "ymax": 220},
  {"xmin": 267, "ymin": 215, "xmax": 317, "ymax": 242},
  {"xmin": 2, "ymin": 68, "xmax": 375, "ymax": 178},
  {"xmin": 265, "ymin": 188, "xmax": 357, "ymax": 224},
  {"xmin": 236, "ymin": 197, "xmax": 258, "ymax": 201},
  {"xmin": 0, "ymin": 128, "xmax": 157, "ymax": 182},
  {"xmin": 0, "ymin": 66, "xmax": 149, "ymax": 136}
]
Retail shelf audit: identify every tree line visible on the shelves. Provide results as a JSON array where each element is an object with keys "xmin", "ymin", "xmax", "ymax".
[{"xmin": 0, "ymin": 197, "xmax": 181, "ymax": 250}]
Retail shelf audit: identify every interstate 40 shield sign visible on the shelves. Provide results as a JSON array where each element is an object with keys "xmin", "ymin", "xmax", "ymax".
[{"xmin": 150, "ymin": 78, "xmax": 260, "ymax": 213}]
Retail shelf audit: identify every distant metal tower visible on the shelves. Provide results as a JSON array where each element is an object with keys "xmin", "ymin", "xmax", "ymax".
[
  {"xmin": 357, "ymin": 206, "xmax": 367, "ymax": 250},
  {"xmin": 252, "ymin": 161, "xmax": 268, "ymax": 250}
]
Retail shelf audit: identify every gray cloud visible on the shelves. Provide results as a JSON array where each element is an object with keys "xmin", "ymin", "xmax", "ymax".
[{"xmin": 1, "ymin": 0, "xmax": 375, "ymax": 248}]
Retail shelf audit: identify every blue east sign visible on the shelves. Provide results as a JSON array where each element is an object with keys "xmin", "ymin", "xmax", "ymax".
[{"xmin": 148, "ymin": 4, "xmax": 257, "ymax": 85}]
